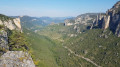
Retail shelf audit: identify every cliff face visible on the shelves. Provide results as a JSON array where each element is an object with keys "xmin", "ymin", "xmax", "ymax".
[
  {"xmin": 0, "ymin": 29, "xmax": 9, "ymax": 52},
  {"xmin": 13, "ymin": 18, "xmax": 22, "ymax": 30},
  {"xmin": 92, "ymin": 1, "xmax": 120, "ymax": 37},
  {"xmin": 75, "ymin": 13, "xmax": 98, "ymax": 25},
  {"xmin": 64, "ymin": 13, "xmax": 98, "ymax": 26},
  {"xmin": 64, "ymin": 13, "xmax": 99, "ymax": 34},
  {"xmin": 64, "ymin": 19, "xmax": 74, "ymax": 26},
  {"xmin": 0, "ymin": 14, "xmax": 22, "ymax": 32},
  {"xmin": 0, "ymin": 14, "xmax": 35, "ymax": 67}
]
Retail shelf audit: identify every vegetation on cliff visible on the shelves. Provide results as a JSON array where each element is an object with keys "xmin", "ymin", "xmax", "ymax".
[{"xmin": 8, "ymin": 30, "xmax": 29, "ymax": 51}]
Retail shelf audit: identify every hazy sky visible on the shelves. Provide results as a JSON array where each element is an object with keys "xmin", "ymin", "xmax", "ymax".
[{"xmin": 0, "ymin": 0, "xmax": 119, "ymax": 17}]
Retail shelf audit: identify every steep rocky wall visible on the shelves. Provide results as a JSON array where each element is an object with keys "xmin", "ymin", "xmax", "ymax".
[
  {"xmin": 115, "ymin": 23, "xmax": 120, "ymax": 37},
  {"xmin": 92, "ymin": 1, "xmax": 120, "ymax": 37},
  {"xmin": 2, "ymin": 20, "xmax": 16, "ymax": 30},
  {"xmin": 0, "ymin": 20, "xmax": 3, "ymax": 25},
  {"xmin": 0, "ymin": 17, "xmax": 22, "ymax": 31},
  {"xmin": 0, "ymin": 28, "xmax": 35, "ymax": 67},
  {"xmin": 0, "ymin": 29, "xmax": 9, "ymax": 50},
  {"xmin": 75, "ymin": 14, "xmax": 94, "ymax": 25},
  {"xmin": 64, "ymin": 13, "xmax": 98, "ymax": 26},
  {"xmin": 64, "ymin": 19, "xmax": 74, "ymax": 26},
  {"xmin": 0, "ymin": 14, "xmax": 35, "ymax": 67},
  {"xmin": 13, "ymin": 18, "xmax": 21, "ymax": 30},
  {"xmin": 102, "ymin": 15, "xmax": 110, "ymax": 29}
]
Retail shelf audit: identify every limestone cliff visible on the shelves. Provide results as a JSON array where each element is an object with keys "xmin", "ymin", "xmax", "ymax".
[
  {"xmin": 0, "ymin": 29, "xmax": 9, "ymax": 54},
  {"xmin": 64, "ymin": 19, "xmax": 74, "ymax": 26},
  {"xmin": 75, "ymin": 13, "xmax": 98, "ymax": 25},
  {"xmin": 92, "ymin": 1, "xmax": 120, "ymax": 37},
  {"xmin": 0, "ymin": 14, "xmax": 22, "ymax": 32},
  {"xmin": 64, "ymin": 13, "xmax": 99, "ymax": 34},
  {"xmin": 101, "ymin": 15, "xmax": 110, "ymax": 29},
  {"xmin": 0, "ymin": 14, "xmax": 35, "ymax": 67},
  {"xmin": 13, "ymin": 18, "xmax": 22, "ymax": 30}
]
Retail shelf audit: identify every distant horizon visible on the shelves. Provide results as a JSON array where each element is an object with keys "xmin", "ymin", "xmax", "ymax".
[
  {"xmin": 7, "ymin": 12, "xmax": 105, "ymax": 18},
  {"xmin": 0, "ymin": 0, "xmax": 119, "ymax": 17}
]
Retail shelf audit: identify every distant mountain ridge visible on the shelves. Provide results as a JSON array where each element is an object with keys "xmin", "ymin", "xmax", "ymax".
[
  {"xmin": 64, "ymin": 13, "xmax": 101, "ymax": 35},
  {"xmin": 10, "ymin": 16, "xmax": 74, "ymax": 30},
  {"xmin": 11, "ymin": 16, "xmax": 74, "ymax": 24}
]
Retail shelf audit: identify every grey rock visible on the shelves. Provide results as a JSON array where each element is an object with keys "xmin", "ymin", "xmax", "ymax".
[
  {"xmin": 0, "ymin": 18, "xmax": 22, "ymax": 32},
  {"xmin": 64, "ymin": 19, "xmax": 74, "ymax": 26},
  {"xmin": 0, "ymin": 15, "xmax": 35, "ymax": 67},
  {"xmin": 115, "ymin": 23, "xmax": 120, "ymax": 37},
  {"xmin": 0, "ymin": 30, "xmax": 9, "ymax": 50},
  {"xmin": 91, "ymin": 1, "xmax": 120, "ymax": 37},
  {"xmin": 75, "ymin": 13, "xmax": 98, "ymax": 25},
  {"xmin": 0, "ymin": 51, "xmax": 35, "ymax": 67},
  {"xmin": 104, "ymin": 35, "xmax": 108, "ymax": 38}
]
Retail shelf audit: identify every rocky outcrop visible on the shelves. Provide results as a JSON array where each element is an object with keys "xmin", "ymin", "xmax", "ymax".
[
  {"xmin": 64, "ymin": 13, "xmax": 99, "ymax": 33},
  {"xmin": 0, "ymin": 14, "xmax": 22, "ymax": 51},
  {"xmin": 0, "ymin": 51, "xmax": 35, "ymax": 67},
  {"xmin": 0, "ymin": 20, "xmax": 3, "ymax": 25},
  {"xmin": 3, "ymin": 20, "xmax": 16, "ymax": 30},
  {"xmin": 115, "ymin": 23, "xmax": 120, "ymax": 37},
  {"xmin": 92, "ymin": 1, "xmax": 120, "ymax": 37},
  {"xmin": 13, "ymin": 18, "xmax": 21, "ymax": 30},
  {"xmin": 102, "ymin": 15, "xmax": 110, "ymax": 29},
  {"xmin": 0, "ymin": 30, "xmax": 9, "ymax": 50},
  {"xmin": 75, "ymin": 13, "xmax": 97, "ymax": 25},
  {"xmin": 0, "ymin": 14, "xmax": 22, "ymax": 32},
  {"xmin": 64, "ymin": 13, "xmax": 99, "ymax": 26},
  {"xmin": 64, "ymin": 19, "xmax": 74, "ymax": 26},
  {"xmin": 91, "ymin": 13, "xmax": 105, "ymax": 28},
  {"xmin": 0, "ymin": 14, "xmax": 35, "ymax": 67}
]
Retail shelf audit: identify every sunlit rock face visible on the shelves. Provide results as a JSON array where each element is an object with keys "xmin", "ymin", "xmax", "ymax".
[
  {"xmin": 0, "ymin": 16, "xmax": 22, "ymax": 32},
  {"xmin": 0, "ymin": 20, "xmax": 3, "ymax": 25},
  {"xmin": 64, "ymin": 13, "xmax": 98, "ymax": 27},
  {"xmin": 3, "ymin": 20, "xmax": 16, "ymax": 30},
  {"xmin": 0, "ymin": 15, "xmax": 22, "ymax": 53},
  {"xmin": 13, "ymin": 18, "xmax": 22, "ymax": 30},
  {"xmin": 0, "ymin": 15, "xmax": 35, "ymax": 67},
  {"xmin": 64, "ymin": 19, "xmax": 74, "ymax": 26},
  {"xmin": 75, "ymin": 14, "xmax": 95, "ymax": 25},
  {"xmin": 102, "ymin": 15, "xmax": 110, "ymax": 29},
  {"xmin": 92, "ymin": 1, "xmax": 120, "ymax": 37},
  {"xmin": 0, "ymin": 51, "xmax": 35, "ymax": 67}
]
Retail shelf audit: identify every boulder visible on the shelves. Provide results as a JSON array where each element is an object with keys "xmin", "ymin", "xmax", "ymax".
[{"xmin": 0, "ymin": 51, "xmax": 35, "ymax": 67}]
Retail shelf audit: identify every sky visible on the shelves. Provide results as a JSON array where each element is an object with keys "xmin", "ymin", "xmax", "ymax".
[{"xmin": 0, "ymin": 0, "xmax": 119, "ymax": 17}]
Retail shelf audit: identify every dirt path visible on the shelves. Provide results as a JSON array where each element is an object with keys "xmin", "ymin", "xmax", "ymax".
[{"xmin": 63, "ymin": 46, "xmax": 101, "ymax": 67}]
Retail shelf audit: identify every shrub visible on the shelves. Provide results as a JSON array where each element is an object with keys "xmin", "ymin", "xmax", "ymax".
[{"xmin": 8, "ymin": 30, "xmax": 29, "ymax": 51}]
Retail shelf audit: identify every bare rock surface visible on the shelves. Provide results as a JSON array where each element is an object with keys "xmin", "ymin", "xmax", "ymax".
[
  {"xmin": 92, "ymin": 1, "xmax": 120, "ymax": 37},
  {"xmin": 0, "ymin": 51, "xmax": 35, "ymax": 67},
  {"xmin": 0, "ymin": 18, "xmax": 22, "ymax": 31},
  {"xmin": 0, "ymin": 30, "xmax": 9, "ymax": 50}
]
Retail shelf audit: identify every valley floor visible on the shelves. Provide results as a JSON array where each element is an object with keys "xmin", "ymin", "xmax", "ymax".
[
  {"xmin": 63, "ymin": 46, "xmax": 101, "ymax": 67},
  {"xmin": 24, "ymin": 29, "xmax": 96, "ymax": 67},
  {"xmin": 24, "ymin": 27, "xmax": 120, "ymax": 67}
]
